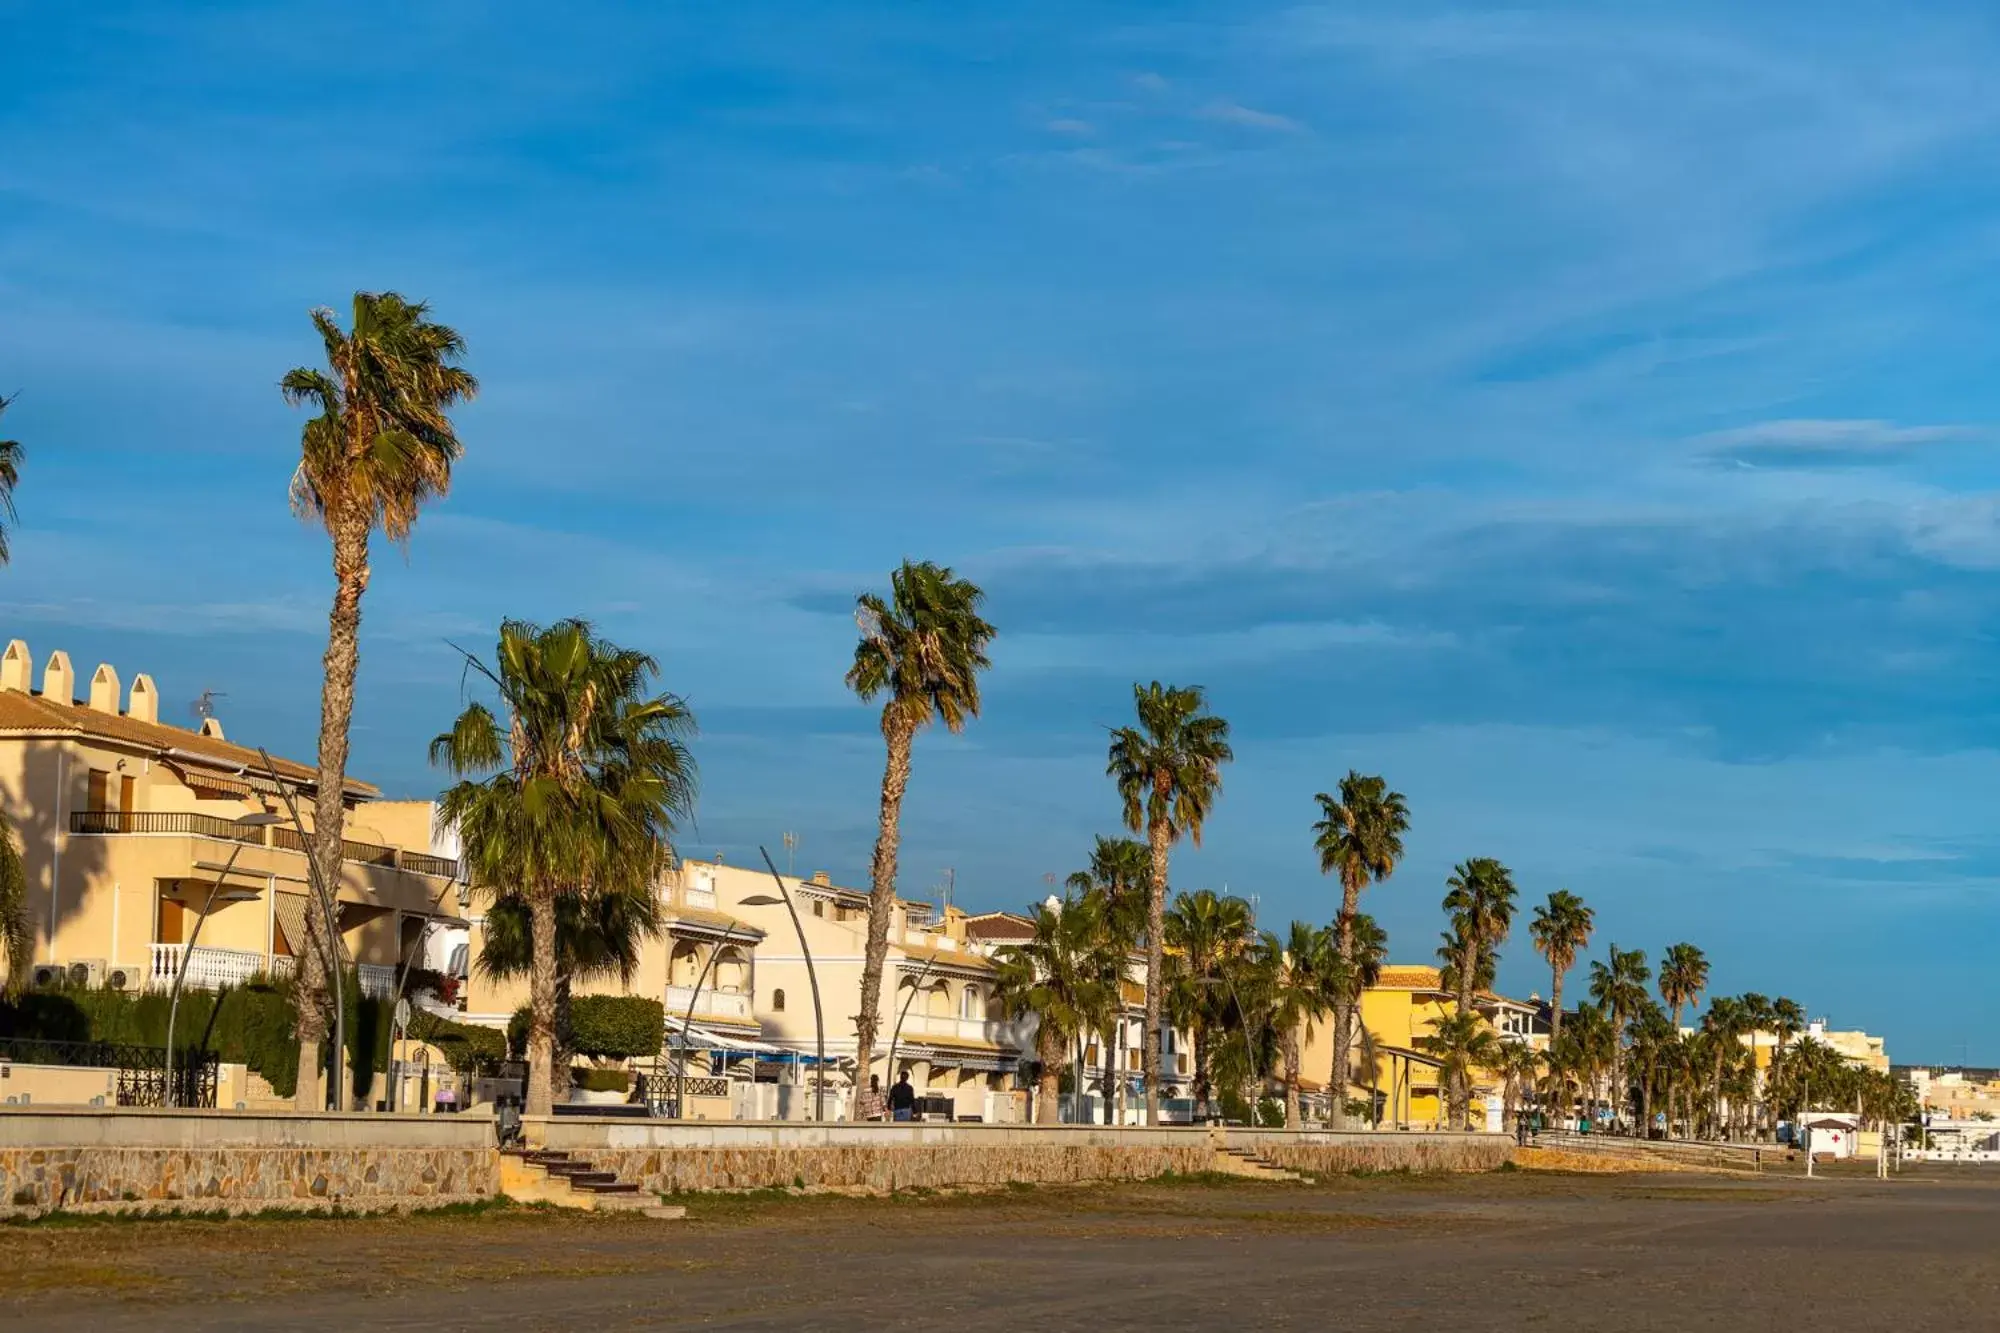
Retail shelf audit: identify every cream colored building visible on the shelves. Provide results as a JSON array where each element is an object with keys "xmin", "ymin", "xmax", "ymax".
[{"xmin": 0, "ymin": 640, "xmax": 463, "ymax": 998}]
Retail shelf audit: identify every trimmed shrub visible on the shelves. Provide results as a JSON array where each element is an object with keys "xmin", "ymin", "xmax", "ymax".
[
  {"xmin": 574, "ymin": 1067, "xmax": 632, "ymax": 1094},
  {"xmin": 569, "ymin": 995, "xmax": 664, "ymax": 1060},
  {"xmin": 408, "ymin": 1010, "xmax": 506, "ymax": 1075}
]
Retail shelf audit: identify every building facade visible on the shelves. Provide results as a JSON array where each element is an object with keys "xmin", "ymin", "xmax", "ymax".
[{"xmin": 0, "ymin": 641, "xmax": 463, "ymax": 999}]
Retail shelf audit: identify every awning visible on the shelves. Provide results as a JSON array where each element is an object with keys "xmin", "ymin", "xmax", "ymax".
[
  {"xmin": 665, "ymin": 1017, "xmax": 783, "ymax": 1055},
  {"xmin": 900, "ymin": 1044, "xmax": 1018, "ymax": 1073},
  {"xmin": 274, "ymin": 892, "xmax": 352, "ymax": 966}
]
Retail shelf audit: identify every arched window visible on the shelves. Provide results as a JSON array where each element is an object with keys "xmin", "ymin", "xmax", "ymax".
[
  {"xmin": 772, "ymin": 988, "xmax": 786, "ymax": 1012},
  {"xmin": 960, "ymin": 986, "xmax": 981, "ymax": 1019}
]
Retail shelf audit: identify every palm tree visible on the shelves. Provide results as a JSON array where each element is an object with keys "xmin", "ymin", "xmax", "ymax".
[
  {"xmin": 1495, "ymin": 1040, "xmax": 1543, "ymax": 1134},
  {"xmin": 1344, "ymin": 912, "xmax": 1388, "ymax": 1124},
  {"xmin": 1700, "ymin": 996, "xmax": 1746, "ymax": 1139},
  {"xmin": 1555, "ymin": 1002, "xmax": 1617, "ymax": 1123},
  {"xmin": 1658, "ymin": 942, "xmax": 1709, "ymax": 1031},
  {"xmin": 1164, "ymin": 888, "xmax": 1253, "ymax": 1117},
  {"xmin": 283, "ymin": 293, "xmax": 475, "ymax": 1110},
  {"xmin": 1528, "ymin": 891, "xmax": 1594, "ymax": 1077},
  {"xmin": 433, "ymin": 620, "xmax": 696, "ymax": 1117},
  {"xmin": 0, "ymin": 393, "xmax": 24, "ymax": 566},
  {"xmin": 994, "ymin": 897, "xmax": 1117, "ymax": 1124},
  {"xmin": 1440, "ymin": 858, "xmax": 1517, "ymax": 1015},
  {"xmin": 1626, "ymin": 1002, "xmax": 1675, "ymax": 1137},
  {"xmin": 846, "ymin": 560, "xmax": 995, "ymax": 1091},
  {"xmin": 1067, "ymin": 837, "xmax": 1150, "ymax": 1124},
  {"xmin": 1416, "ymin": 1010, "xmax": 1501, "ymax": 1129},
  {"xmin": 475, "ymin": 877, "xmax": 662, "ymax": 1081},
  {"xmin": 1258, "ymin": 921, "xmax": 1343, "ymax": 1128},
  {"xmin": 1587, "ymin": 945, "xmax": 1652, "ymax": 1131},
  {"xmin": 1108, "ymin": 682, "xmax": 1233, "ymax": 1125},
  {"xmin": 1312, "ymin": 771, "xmax": 1409, "ymax": 1128}
]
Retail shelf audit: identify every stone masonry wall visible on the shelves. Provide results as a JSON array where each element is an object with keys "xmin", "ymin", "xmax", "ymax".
[
  {"xmin": 1230, "ymin": 1132, "xmax": 1509, "ymax": 1175},
  {"xmin": 586, "ymin": 1141, "xmax": 1220, "ymax": 1193},
  {"xmin": 0, "ymin": 1146, "xmax": 498, "ymax": 1216}
]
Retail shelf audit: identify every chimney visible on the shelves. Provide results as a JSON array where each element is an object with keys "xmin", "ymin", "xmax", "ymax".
[
  {"xmin": 0, "ymin": 641, "xmax": 28, "ymax": 693},
  {"xmin": 87, "ymin": 663, "xmax": 121, "ymax": 714},
  {"xmin": 41, "ymin": 650, "xmax": 74, "ymax": 704},
  {"xmin": 812, "ymin": 871, "xmax": 830, "ymax": 886},
  {"xmin": 199, "ymin": 716, "xmax": 225, "ymax": 741},
  {"xmin": 127, "ymin": 673, "xmax": 158, "ymax": 724}
]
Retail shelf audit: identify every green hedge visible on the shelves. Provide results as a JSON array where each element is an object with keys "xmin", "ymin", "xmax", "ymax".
[
  {"xmin": 407, "ymin": 1010, "xmax": 507, "ymax": 1075},
  {"xmin": 0, "ymin": 978, "xmax": 303, "ymax": 1098},
  {"xmin": 574, "ymin": 1067, "xmax": 632, "ymax": 1094},
  {"xmin": 507, "ymin": 995, "xmax": 664, "ymax": 1062}
]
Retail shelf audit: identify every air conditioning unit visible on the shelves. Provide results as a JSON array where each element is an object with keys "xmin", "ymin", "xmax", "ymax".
[
  {"xmin": 67, "ymin": 959, "xmax": 106, "ymax": 989},
  {"xmin": 105, "ymin": 964, "xmax": 141, "ymax": 992},
  {"xmin": 28, "ymin": 962, "xmax": 63, "ymax": 989}
]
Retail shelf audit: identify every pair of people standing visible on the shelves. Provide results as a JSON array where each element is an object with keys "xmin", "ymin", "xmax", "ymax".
[{"xmin": 857, "ymin": 1073, "xmax": 918, "ymax": 1122}]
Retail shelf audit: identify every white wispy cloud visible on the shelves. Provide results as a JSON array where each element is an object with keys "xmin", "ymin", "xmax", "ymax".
[
  {"xmin": 1196, "ymin": 99, "xmax": 1302, "ymax": 132},
  {"xmin": 1698, "ymin": 419, "xmax": 1976, "ymax": 468}
]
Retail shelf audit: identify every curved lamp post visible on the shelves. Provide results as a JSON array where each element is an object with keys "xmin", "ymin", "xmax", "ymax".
[
  {"xmin": 164, "ymin": 811, "xmax": 280, "ymax": 1107},
  {"xmin": 748, "ymin": 846, "xmax": 825, "ymax": 1121},
  {"xmin": 884, "ymin": 947, "xmax": 938, "ymax": 1104},
  {"xmin": 672, "ymin": 921, "xmax": 759, "ymax": 1117}
]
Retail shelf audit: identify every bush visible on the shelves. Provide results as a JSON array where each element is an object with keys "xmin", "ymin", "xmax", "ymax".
[
  {"xmin": 1256, "ymin": 1097, "xmax": 1284, "ymax": 1128},
  {"xmin": 569, "ymin": 995, "xmax": 664, "ymax": 1060},
  {"xmin": 408, "ymin": 1011, "xmax": 506, "ymax": 1075},
  {"xmin": 574, "ymin": 1067, "xmax": 631, "ymax": 1094}
]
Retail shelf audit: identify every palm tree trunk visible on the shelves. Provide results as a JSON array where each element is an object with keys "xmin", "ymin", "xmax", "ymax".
[
  {"xmin": 1548, "ymin": 968, "xmax": 1566, "ymax": 1121},
  {"xmin": 295, "ymin": 515, "xmax": 369, "ymax": 1112},
  {"xmin": 854, "ymin": 714, "xmax": 916, "ymax": 1094},
  {"xmin": 1034, "ymin": 1023, "xmax": 1061, "ymax": 1125},
  {"xmin": 1283, "ymin": 1030, "xmax": 1301, "ymax": 1129},
  {"xmin": 1329, "ymin": 873, "xmax": 1362, "ymax": 1130},
  {"xmin": 1101, "ymin": 1026, "xmax": 1116, "ymax": 1126},
  {"xmin": 1143, "ymin": 816, "xmax": 1169, "ymax": 1126},
  {"xmin": 525, "ymin": 887, "xmax": 559, "ymax": 1118}
]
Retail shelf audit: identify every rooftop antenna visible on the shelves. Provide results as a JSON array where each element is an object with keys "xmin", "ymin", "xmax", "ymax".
[
  {"xmin": 190, "ymin": 689, "xmax": 227, "ymax": 722},
  {"xmin": 782, "ymin": 830, "xmax": 798, "ymax": 877},
  {"xmin": 939, "ymin": 867, "xmax": 955, "ymax": 914}
]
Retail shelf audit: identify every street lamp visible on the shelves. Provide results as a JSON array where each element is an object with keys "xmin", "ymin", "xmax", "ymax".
[
  {"xmin": 747, "ymin": 846, "xmax": 826, "ymax": 1121},
  {"xmin": 164, "ymin": 811, "xmax": 280, "ymax": 1108},
  {"xmin": 256, "ymin": 747, "xmax": 347, "ymax": 1113},
  {"xmin": 672, "ymin": 921, "xmax": 759, "ymax": 1118}
]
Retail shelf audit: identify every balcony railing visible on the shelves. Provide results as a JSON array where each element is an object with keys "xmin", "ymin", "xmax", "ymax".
[
  {"xmin": 72, "ymin": 809, "xmax": 457, "ymax": 879},
  {"xmin": 900, "ymin": 1013, "xmax": 1011, "ymax": 1045},
  {"xmin": 149, "ymin": 943, "xmax": 275, "ymax": 992},
  {"xmin": 357, "ymin": 963, "xmax": 399, "ymax": 999},
  {"xmin": 665, "ymin": 984, "xmax": 752, "ymax": 1021}
]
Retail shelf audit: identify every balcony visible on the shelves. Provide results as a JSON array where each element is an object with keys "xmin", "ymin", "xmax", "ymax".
[
  {"xmin": 665, "ymin": 984, "xmax": 752, "ymax": 1021},
  {"xmin": 899, "ymin": 1013, "xmax": 1012, "ymax": 1045},
  {"xmin": 148, "ymin": 943, "xmax": 277, "ymax": 992},
  {"xmin": 357, "ymin": 963, "xmax": 399, "ymax": 999},
  {"xmin": 71, "ymin": 810, "xmax": 458, "ymax": 880}
]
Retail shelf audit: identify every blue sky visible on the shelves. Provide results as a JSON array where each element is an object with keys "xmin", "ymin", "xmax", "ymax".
[{"xmin": 6, "ymin": 1, "xmax": 2000, "ymax": 1062}]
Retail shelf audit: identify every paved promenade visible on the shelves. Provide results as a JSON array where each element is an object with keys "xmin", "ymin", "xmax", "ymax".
[{"xmin": 6, "ymin": 1168, "xmax": 1993, "ymax": 1329}]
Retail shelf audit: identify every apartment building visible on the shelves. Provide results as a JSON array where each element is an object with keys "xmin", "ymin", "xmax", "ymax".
[{"xmin": 0, "ymin": 641, "xmax": 463, "ymax": 998}]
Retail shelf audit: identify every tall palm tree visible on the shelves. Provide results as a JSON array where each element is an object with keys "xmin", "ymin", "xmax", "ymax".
[
  {"xmin": 1700, "ymin": 995, "xmax": 1746, "ymax": 1139},
  {"xmin": 1587, "ymin": 945, "xmax": 1651, "ymax": 1130},
  {"xmin": 1258, "ymin": 921, "xmax": 1343, "ymax": 1128},
  {"xmin": 1108, "ymin": 682, "xmax": 1233, "ymax": 1124},
  {"xmin": 1625, "ymin": 1001, "xmax": 1675, "ymax": 1137},
  {"xmin": 1417, "ymin": 1010, "xmax": 1501, "ymax": 1130},
  {"xmin": 0, "ymin": 393, "xmax": 24, "ymax": 566},
  {"xmin": 1342, "ymin": 912, "xmax": 1389, "ymax": 1125},
  {"xmin": 1163, "ymin": 888, "xmax": 1253, "ymax": 1116},
  {"xmin": 1440, "ymin": 858, "xmax": 1517, "ymax": 1016},
  {"xmin": 1066, "ymin": 837, "xmax": 1150, "ymax": 1124},
  {"xmin": 994, "ymin": 897, "xmax": 1117, "ymax": 1124},
  {"xmin": 1658, "ymin": 942, "xmax": 1709, "ymax": 1031},
  {"xmin": 1528, "ymin": 891, "xmax": 1593, "ymax": 1073},
  {"xmin": 433, "ymin": 620, "xmax": 696, "ymax": 1117},
  {"xmin": 1556, "ymin": 1002, "xmax": 1617, "ymax": 1121},
  {"xmin": 283, "ymin": 293, "xmax": 475, "ymax": 1109},
  {"xmin": 1312, "ymin": 771, "xmax": 1409, "ymax": 1128},
  {"xmin": 846, "ymin": 560, "xmax": 995, "ymax": 1091}
]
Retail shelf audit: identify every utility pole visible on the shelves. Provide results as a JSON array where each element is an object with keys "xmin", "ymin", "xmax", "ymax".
[{"xmin": 782, "ymin": 831, "xmax": 798, "ymax": 877}]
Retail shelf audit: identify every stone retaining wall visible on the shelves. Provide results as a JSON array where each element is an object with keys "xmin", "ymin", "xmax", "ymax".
[
  {"xmin": 0, "ymin": 1109, "xmax": 498, "ymax": 1217},
  {"xmin": 1225, "ymin": 1129, "xmax": 1509, "ymax": 1175},
  {"xmin": 534, "ymin": 1119, "xmax": 1509, "ymax": 1194}
]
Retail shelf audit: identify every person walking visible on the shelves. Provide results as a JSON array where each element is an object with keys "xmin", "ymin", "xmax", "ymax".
[
  {"xmin": 889, "ymin": 1071, "xmax": 917, "ymax": 1123},
  {"xmin": 856, "ymin": 1074, "xmax": 887, "ymax": 1123}
]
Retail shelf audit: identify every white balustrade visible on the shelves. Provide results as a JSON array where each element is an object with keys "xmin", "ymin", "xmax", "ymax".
[
  {"xmin": 665, "ymin": 984, "xmax": 752, "ymax": 1020},
  {"xmin": 357, "ymin": 964, "xmax": 399, "ymax": 999},
  {"xmin": 899, "ymin": 1012, "xmax": 1009, "ymax": 1044},
  {"xmin": 148, "ymin": 943, "xmax": 273, "ymax": 992}
]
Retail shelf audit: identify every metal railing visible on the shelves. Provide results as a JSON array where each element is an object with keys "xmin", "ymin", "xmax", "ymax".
[
  {"xmin": 72, "ymin": 809, "xmax": 458, "ymax": 879},
  {"xmin": 0, "ymin": 1035, "xmax": 218, "ymax": 1108}
]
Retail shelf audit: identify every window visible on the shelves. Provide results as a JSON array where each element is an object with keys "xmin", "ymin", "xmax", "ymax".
[
  {"xmin": 772, "ymin": 989, "xmax": 786, "ymax": 1012},
  {"xmin": 812, "ymin": 900, "xmax": 825, "ymax": 918}
]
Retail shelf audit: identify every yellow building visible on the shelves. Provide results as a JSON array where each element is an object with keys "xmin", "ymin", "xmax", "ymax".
[
  {"xmin": 0, "ymin": 641, "xmax": 463, "ymax": 999},
  {"xmin": 1295, "ymin": 964, "xmax": 1504, "ymax": 1129}
]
